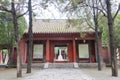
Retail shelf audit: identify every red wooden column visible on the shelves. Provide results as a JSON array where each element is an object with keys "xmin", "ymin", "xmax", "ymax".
[
  {"xmin": 46, "ymin": 40, "xmax": 50, "ymax": 62},
  {"xmin": 73, "ymin": 39, "xmax": 76, "ymax": 62},
  {"xmin": 0, "ymin": 51, "xmax": 2, "ymax": 64}
]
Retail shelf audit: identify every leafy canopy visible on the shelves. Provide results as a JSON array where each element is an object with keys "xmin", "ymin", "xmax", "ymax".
[{"xmin": 0, "ymin": 12, "xmax": 27, "ymax": 49}]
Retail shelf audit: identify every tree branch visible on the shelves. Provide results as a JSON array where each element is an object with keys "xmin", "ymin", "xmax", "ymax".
[
  {"xmin": 0, "ymin": 6, "xmax": 12, "ymax": 13},
  {"xmin": 17, "ymin": 10, "xmax": 28, "ymax": 18},
  {"xmin": 113, "ymin": 3, "xmax": 120, "ymax": 20},
  {"xmin": 84, "ymin": 3, "xmax": 107, "ymax": 17},
  {"xmin": 98, "ymin": 0, "xmax": 107, "ymax": 13},
  {"xmin": 84, "ymin": 18, "xmax": 95, "ymax": 30}
]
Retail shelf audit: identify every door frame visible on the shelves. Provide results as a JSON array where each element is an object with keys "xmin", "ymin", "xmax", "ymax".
[{"xmin": 54, "ymin": 45, "xmax": 68, "ymax": 62}]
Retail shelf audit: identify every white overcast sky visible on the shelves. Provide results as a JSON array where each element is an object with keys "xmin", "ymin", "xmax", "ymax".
[
  {"xmin": 33, "ymin": 3, "xmax": 67, "ymax": 19},
  {"xmin": 24, "ymin": 0, "xmax": 120, "ymax": 22}
]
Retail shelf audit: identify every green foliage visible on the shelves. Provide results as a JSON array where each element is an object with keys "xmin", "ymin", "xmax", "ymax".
[
  {"xmin": 0, "ymin": 0, "xmax": 10, "ymax": 7},
  {"xmin": 61, "ymin": 0, "xmax": 120, "ymax": 47},
  {"xmin": 71, "ymin": 0, "xmax": 83, "ymax": 8},
  {"xmin": 58, "ymin": 0, "xmax": 65, "ymax": 3},
  {"xmin": 98, "ymin": 14, "xmax": 120, "ymax": 47},
  {"xmin": 0, "ymin": 12, "xmax": 26, "ymax": 49},
  {"xmin": 0, "ymin": 12, "xmax": 13, "ymax": 46},
  {"xmin": 2, "ymin": 49, "xmax": 8, "ymax": 54},
  {"xmin": 114, "ymin": 15, "xmax": 120, "ymax": 47},
  {"xmin": 98, "ymin": 15, "xmax": 109, "ymax": 46},
  {"xmin": 18, "ymin": 16, "xmax": 27, "ymax": 38}
]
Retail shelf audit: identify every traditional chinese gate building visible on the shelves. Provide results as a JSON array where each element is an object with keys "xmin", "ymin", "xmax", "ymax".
[{"xmin": 20, "ymin": 19, "xmax": 104, "ymax": 64}]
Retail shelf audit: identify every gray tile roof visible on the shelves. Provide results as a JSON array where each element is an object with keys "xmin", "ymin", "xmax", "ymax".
[{"xmin": 25, "ymin": 19, "xmax": 95, "ymax": 33}]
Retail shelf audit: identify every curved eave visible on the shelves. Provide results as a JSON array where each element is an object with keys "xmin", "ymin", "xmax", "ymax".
[{"xmin": 24, "ymin": 31, "xmax": 96, "ymax": 34}]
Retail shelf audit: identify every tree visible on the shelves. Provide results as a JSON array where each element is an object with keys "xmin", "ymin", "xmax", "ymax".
[
  {"xmin": 27, "ymin": 0, "xmax": 33, "ymax": 73},
  {"xmin": 11, "ymin": 0, "xmax": 22, "ymax": 77},
  {"xmin": 91, "ymin": 0, "xmax": 102, "ymax": 70},
  {"xmin": 75, "ymin": 0, "xmax": 120, "ymax": 76},
  {"xmin": 98, "ymin": 14, "xmax": 120, "ymax": 48},
  {"xmin": 0, "ymin": 0, "xmax": 28, "ymax": 77},
  {"xmin": 0, "ymin": 12, "xmax": 26, "ymax": 66},
  {"xmin": 82, "ymin": 0, "xmax": 120, "ymax": 76},
  {"xmin": 105, "ymin": 0, "xmax": 118, "ymax": 76},
  {"xmin": 91, "ymin": 0, "xmax": 120, "ymax": 76}
]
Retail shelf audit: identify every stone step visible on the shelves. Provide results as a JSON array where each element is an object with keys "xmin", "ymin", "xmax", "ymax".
[
  {"xmin": 22, "ymin": 62, "xmax": 106, "ymax": 69},
  {"xmin": 0, "ymin": 64, "xmax": 7, "ymax": 68},
  {"xmin": 22, "ymin": 63, "xmax": 44, "ymax": 68},
  {"xmin": 78, "ymin": 63, "xmax": 106, "ymax": 68},
  {"xmin": 47, "ymin": 63, "xmax": 76, "ymax": 68}
]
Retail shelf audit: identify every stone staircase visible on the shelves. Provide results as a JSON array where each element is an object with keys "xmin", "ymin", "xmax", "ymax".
[
  {"xmin": 22, "ymin": 63, "xmax": 44, "ymax": 68},
  {"xmin": 0, "ymin": 64, "xmax": 7, "ymax": 68},
  {"xmin": 78, "ymin": 63, "xmax": 106, "ymax": 68},
  {"xmin": 22, "ymin": 62, "xmax": 106, "ymax": 69},
  {"xmin": 44, "ymin": 63, "xmax": 79, "ymax": 68}
]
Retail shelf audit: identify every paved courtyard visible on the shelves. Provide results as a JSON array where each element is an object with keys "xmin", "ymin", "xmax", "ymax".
[
  {"xmin": 0, "ymin": 67, "xmax": 120, "ymax": 80},
  {"xmin": 22, "ymin": 69, "xmax": 95, "ymax": 80}
]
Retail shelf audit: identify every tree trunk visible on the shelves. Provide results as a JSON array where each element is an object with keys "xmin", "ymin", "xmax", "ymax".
[
  {"xmin": 2, "ymin": 53, "xmax": 6, "ymax": 63},
  {"xmin": 11, "ymin": 1, "xmax": 22, "ymax": 77},
  {"xmin": 106, "ymin": 0, "xmax": 118, "ymax": 76},
  {"xmin": 94, "ymin": 18, "xmax": 102, "ymax": 71},
  {"xmin": 27, "ymin": 0, "xmax": 33, "ymax": 73},
  {"xmin": 7, "ymin": 35, "xmax": 15, "ymax": 66},
  {"xmin": 6, "ymin": 16, "xmax": 15, "ymax": 66},
  {"xmin": 7, "ymin": 46, "xmax": 13, "ymax": 66},
  {"xmin": 92, "ymin": 0, "xmax": 101, "ymax": 71}
]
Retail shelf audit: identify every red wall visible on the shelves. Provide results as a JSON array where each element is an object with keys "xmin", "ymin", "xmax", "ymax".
[
  {"xmin": 0, "ymin": 51, "xmax": 2, "ymax": 64},
  {"xmin": 15, "ymin": 32, "xmax": 103, "ymax": 63},
  {"xmin": 12, "ymin": 48, "xmax": 17, "ymax": 64},
  {"xmin": 102, "ymin": 47, "xmax": 110, "ymax": 63}
]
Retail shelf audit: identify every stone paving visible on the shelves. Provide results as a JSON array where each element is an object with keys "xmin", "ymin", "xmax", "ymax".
[
  {"xmin": 81, "ymin": 68, "xmax": 120, "ymax": 80},
  {"xmin": 0, "ymin": 67, "xmax": 120, "ymax": 80},
  {"xmin": 22, "ymin": 69, "xmax": 95, "ymax": 80}
]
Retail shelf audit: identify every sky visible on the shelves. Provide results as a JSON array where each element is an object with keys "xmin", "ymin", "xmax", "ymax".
[
  {"xmin": 24, "ymin": 0, "xmax": 120, "ymax": 22},
  {"xmin": 24, "ymin": 0, "xmax": 67, "ymax": 23},
  {"xmin": 33, "ymin": 3, "xmax": 67, "ymax": 19},
  {"xmin": 34, "ymin": 0, "xmax": 120, "ymax": 19},
  {"xmin": 117, "ymin": 0, "xmax": 120, "ymax": 3}
]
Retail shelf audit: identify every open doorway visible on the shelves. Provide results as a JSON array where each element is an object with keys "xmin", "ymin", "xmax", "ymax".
[{"xmin": 54, "ymin": 46, "xmax": 68, "ymax": 61}]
